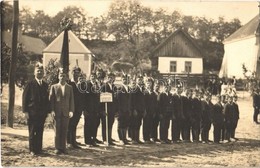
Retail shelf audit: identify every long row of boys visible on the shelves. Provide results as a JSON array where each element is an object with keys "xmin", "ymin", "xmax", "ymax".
[
  {"xmin": 22, "ymin": 64, "xmax": 239, "ymax": 156},
  {"xmin": 74, "ymin": 67, "xmax": 240, "ymax": 146}
]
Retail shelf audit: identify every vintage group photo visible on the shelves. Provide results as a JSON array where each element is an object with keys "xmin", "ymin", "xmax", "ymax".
[{"xmin": 1, "ymin": 0, "xmax": 260, "ymax": 167}]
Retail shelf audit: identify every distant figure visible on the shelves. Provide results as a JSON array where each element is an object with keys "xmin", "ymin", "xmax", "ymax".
[
  {"xmin": 252, "ymin": 89, "xmax": 260, "ymax": 124},
  {"xmin": 49, "ymin": 68, "xmax": 74, "ymax": 155},
  {"xmin": 22, "ymin": 63, "xmax": 50, "ymax": 156}
]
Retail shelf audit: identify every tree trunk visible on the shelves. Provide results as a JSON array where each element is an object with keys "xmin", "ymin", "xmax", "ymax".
[{"xmin": 7, "ymin": 0, "xmax": 19, "ymax": 128}]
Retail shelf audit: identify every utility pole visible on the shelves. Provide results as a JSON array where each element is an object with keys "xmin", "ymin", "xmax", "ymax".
[{"xmin": 7, "ymin": 0, "xmax": 19, "ymax": 128}]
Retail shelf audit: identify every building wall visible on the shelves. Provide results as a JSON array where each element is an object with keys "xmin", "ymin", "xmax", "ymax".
[
  {"xmin": 222, "ymin": 37, "xmax": 258, "ymax": 78},
  {"xmin": 43, "ymin": 53, "xmax": 92, "ymax": 79},
  {"xmin": 158, "ymin": 57, "xmax": 203, "ymax": 74}
]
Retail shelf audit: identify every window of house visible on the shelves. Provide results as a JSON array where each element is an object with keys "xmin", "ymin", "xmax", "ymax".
[
  {"xmin": 185, "ymin": 61, "xmax": 192, "ymax": 73},
  {"xmin": 170, "ymin": 61, "xmax": 177, "ymax": 72}
]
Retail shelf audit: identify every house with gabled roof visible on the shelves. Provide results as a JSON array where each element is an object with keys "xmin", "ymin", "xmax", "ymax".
[
  {"xmin": 151, "ymin": 28, "xmax": 204, "ymax": 75},
  {"xmin": 43, "ymin": 30, "xmax": 94, "ymax": 78},
  {"xmin": 2, "ymin": 31, "xmax": 46, "ymax": 56},
  {"xmin": 219, "ymin": 15, "xmax": 260, "ymax": 78}
]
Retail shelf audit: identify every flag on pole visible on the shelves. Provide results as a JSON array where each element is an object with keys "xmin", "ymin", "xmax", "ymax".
[{"xmin": 59, "ymin": 17, "xmax": 72, "ymax": 74}]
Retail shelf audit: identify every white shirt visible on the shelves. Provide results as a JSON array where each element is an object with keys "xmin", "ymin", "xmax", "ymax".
[
  {"xmin": 59, "ymin": 83, "xmax": 65, "ymax": 96},
  {"xmin": 35, "ymin": 78, "xmax": 42, "ymax": 86}
]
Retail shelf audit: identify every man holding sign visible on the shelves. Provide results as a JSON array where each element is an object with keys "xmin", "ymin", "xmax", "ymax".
[{"xmin": 100, "ymin": 72, "xmax": 117, "ymax": 145}]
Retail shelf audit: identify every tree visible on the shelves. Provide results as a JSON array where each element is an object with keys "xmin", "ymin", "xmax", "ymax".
[
  {"xmin": 1, "ymin": 1, "xmax": 13, "ymax": 31},
  {"xmin": 7, "ymin": 0, "xmax": 19, "ymax": 128}
]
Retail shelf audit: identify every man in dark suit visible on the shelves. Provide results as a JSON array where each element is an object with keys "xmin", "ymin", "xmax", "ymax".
[
  {"xmin": 83, "ymin": 73, "xmax": 100, "ymax": 147},
  {"xmin": 22, "ymin": 63, "xmax": 50, "ymax": 156},
  {"xmin": 143, "ymin": 78, "xmax": 157, "ymax": 143},
  {"xmin": 158, "ymin": 84, "xmax": 173, "ymax": 144},
  {"xmin": 191, "ymin": 90, "xmax": 202, "ymax": 143},
  {"xmin": 253, "ymin": 89, "xmax": 260, "ymax": 124},
  {"xmin": 181, "ymin": 89, "xmax": 193, "ymax": 142},
  {"xmin": 172, "ymin": 87, "xmax": 183, "ymax": 143},
  {"xmin": 131, "ymin": 75, "xmax": 146, "ymax": 144},
  {"xmin": 201, "ymin": 93, "xmax": 213, "ymax": 143},
  {"xmin": 49, "ymin": 68, "xmax": 74, "ymax": 154},
  {"xmin": 117, "ymin": 74, "xmax": 131, "ymax": 145},
  {"xmin": 150, "ymin": 81, "xmax": 160, "ymax": 143},
  {"xmin": 100, "ymin": 72, "xmax": 117, "ymax": 145},
  {"xmin": 67, "ymin": 66, "xmax": 84, "ymax": 149},
  {"xmin": 231, "ymin": 96, "xmax": 239, "ymax": 140},
  {"xmin": 223, "ymin": 96, "xmax": 235, "ymax": 142},
  {"xmin": 212, "ymin": 95, "xmax": 224, "ymax": 143}
]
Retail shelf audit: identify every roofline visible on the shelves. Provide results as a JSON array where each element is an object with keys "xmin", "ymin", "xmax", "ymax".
[
  {"xmin": 43, "ymin": 51, "xmax": 94, "ymax": 55},
  {"xmin": 152, "ymin": 28, "xmax": 204, "ymax": 57},
  {"xmin": 158, "ymin": 56, "xmax": 203, "ymax": 59},
  {"xmin": 223, "ymin": 34, "xmax": 255, "ymax": 44}
]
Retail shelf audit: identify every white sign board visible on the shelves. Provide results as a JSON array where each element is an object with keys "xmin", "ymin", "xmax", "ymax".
[{"xmin": 100, "ymin": 92, "xmax": 113, "ymax": 103}]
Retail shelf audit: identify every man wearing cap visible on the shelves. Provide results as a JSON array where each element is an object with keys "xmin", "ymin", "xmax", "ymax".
[
  {"xmin": 190, "ymin": 90, "xmax": 202, "ymax": 143},
  {"xmin": 223, "ymin": 96, "xmax": 235, "ymax": 142},
  {"xmin": 231, "ymin": 96, "xmax": 239, "ymax": 141},
  {"xmin": 100, "ymin": 72, "xmax": 117, "ymax": 145},
  {"xmin": 83, "ymin": 72, "xmax": 100, "ymax": 147},
  {"xmin": 150, "ymin": 81, "xmax": 161, "ymax": 143},
  {"xmin": 201, "ymin": 93, "xmax": 213, "ymax": 144},
  {"xmin": 212, "ymin": 95, "xmax": 224, "ymax": 143},
  {"xmin": 22, "ymin": 63, "xmax": 51, "ymax": 156},
  {"xmin": 143, "ymin": 78, "xmax": 157, "ymax": 143},
  {"xmin": 117, "ymin": 74, "xmax": 131, "ymax": 145},
  {"xmin": 67, "ymin": 66, "xmax": 84, "ymax": 149},
  {"xmin": 49, "ymin": 68, "xmax": 74, "ymax": 154},
  {"xmin": 172, "ymin": 87, "xmax": 184, "ymax": 143},
  {"xmin": 158, "ymin": 84, "xmax": 173, "ymax": 144},
  {"xmin": 131, "ymin": 75, "xmax": 146, "ymax": 144}
]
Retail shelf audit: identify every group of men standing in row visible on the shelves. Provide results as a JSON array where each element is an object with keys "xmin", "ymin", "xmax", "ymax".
[{"xmin": 22, "ymin": 63, "xmax": 240, "ymax": 156}]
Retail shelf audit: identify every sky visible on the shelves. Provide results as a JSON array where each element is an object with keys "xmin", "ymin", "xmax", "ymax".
[{"xmin": 16, "ymin": 0, "xmax": 260, "ymax": 25}]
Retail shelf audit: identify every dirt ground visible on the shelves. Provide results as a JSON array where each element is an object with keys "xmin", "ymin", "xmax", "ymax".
[{"xmin": 1, "ymin": 86, "xmax": 260, "ymax": 167}]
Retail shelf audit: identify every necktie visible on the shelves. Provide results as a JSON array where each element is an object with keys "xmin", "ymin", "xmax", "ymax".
[{"xmin": 39, "ymin": 80, "xmax": 42, "ymax": 86}]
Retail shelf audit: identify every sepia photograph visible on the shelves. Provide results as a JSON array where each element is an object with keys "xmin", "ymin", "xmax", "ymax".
[{"xmin": 1, "ymin": 0, "xmax": 260, "ymax": 167}]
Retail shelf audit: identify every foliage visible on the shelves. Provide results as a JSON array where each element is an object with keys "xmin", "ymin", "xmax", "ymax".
[
  {"xmin": 1, "ymin": 42, "xmax": 33, "ymax": 88},
  {"xmin": 43, "ymin": 58, "xmax": 60, "ymax": 88},
  {"xmin": 1, "ymin": 0, "xmax": 244, "ymax": 80},
  {"xmin": 242, "ymin": 63, "xmax": 259, "ymax": 93}
]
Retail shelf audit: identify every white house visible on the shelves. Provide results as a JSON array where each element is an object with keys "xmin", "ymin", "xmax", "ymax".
[
  {"xmin": 43, "ymin": 30, "xmax": 94, "ymax": 78},
  {"xmin": 151, "ymin": 29, "xmax": 203, "ymax": 75},
  {"xmin": 219, "ymin": 15, "xmax": 260, "ymax": 78}
]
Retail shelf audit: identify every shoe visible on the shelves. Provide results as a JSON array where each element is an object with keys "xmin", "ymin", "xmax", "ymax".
[
  {"xmin": 55, "ymin": 149, "xmax": 62, "ymax": 155},
  {"xmin": 67, "ymin": 144, "xmax": 73, "ymax": 148},
  {"xmin": 91, "ymin": 142, "xmax": 99, "ymax": 147},
  {"xmin": 75, "ymin": 141, "xmax": 82, "ymax": 145},
  {"xmin": 95, "ymin": 139, "xmax": 103, "ymax": 144},
  {"xmin": 109, "ymin": 141, "xmax": 116, "ymax": 146},
  {"xmin": 62, "ymin": 150, "xmax": 68, "ymax": 154},
  {"xmin": 30, "ymin": 151, "xmax": 36, "ymax": 156},
  {"xmin": 144, "ymin": 140, "xmax": 152, "ymax": 144},
  {"xmin": 111, "ymin": 138, "xmax": 116, "ymax": 142},
  {"xmin": 72, "ymin": 144, "xmax": 82, "ymax": 149},
  {"xmin": 208, "ymin": 140, "xmax": 213, "ymax": 143},
  {"xmin": 131, "ymin": 140, "xmax": 138, "ymax": 144},
  {"xmin": 137, "ymin": 140, "xmax": 144, "ymax": 144},
  {"xmin": 123, "ymin": 140, "xmax": 130, "ymax": 145},
  {"xmin": 233, "ymin": 137, "xmax": 239, "ymax": 141},
  {"xmin": 202, "ymin": 141, "xmax": 206, "ymax": 144}
]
